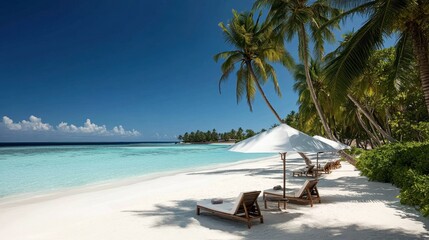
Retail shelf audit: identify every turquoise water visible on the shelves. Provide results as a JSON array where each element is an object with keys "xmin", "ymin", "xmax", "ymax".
[{"xmin": 0, "ymin": 143, "xmax": 271, "ymax": 198}]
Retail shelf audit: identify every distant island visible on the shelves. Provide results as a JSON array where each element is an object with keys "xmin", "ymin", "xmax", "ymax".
[{"xmin": 177, "ymin": 128, "xmax": 265, "ymax": 143}]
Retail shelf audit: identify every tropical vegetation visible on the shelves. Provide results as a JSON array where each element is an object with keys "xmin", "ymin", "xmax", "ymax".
[
  {"xmin": 357, "ymin": 141, "xmax": 429, "ymax": 216},
  {"xmin": 212, "ymin": 0, "xmax": 429, "ymax": 216},
  {"xmin": 254, "ymin": 0, "xmax": 341, "ymax": 140},
  {"xmin": 178, "ymin": 128, "xmax": 261, "ymax": 143},
  {"xmin": 325, "ymin": 0, "xmax": 429, "ymax": 115}
]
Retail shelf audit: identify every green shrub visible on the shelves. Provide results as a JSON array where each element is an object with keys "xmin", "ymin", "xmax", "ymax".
[
  {"xmin": 398, "ymin": 169, "xmax": 429, "ymax": 217},
  {"xmin": 357, "ymin": 141, "xmax": 429, "ymax": 216},
  {"xmin": 346, "ymin": 146, "xmax": 365, "ymax": 156}
]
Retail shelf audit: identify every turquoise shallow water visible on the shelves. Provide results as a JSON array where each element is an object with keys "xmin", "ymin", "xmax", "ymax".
[{"xmin": 0, "ymin": 143, "xmax": 271, "ymax": 197}]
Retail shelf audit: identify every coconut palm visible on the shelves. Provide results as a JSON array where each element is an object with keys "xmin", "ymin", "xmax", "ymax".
[
  {"xmin": 293, "ymin": 58, "xmax": 331, "ymax": 135},
  {"xmin": 254, "ymin": 0, "xmax": 341, "ymax": 140},
  {"xmin": 214, "ymin": 10, "xmax": 294, "ymax": 123},
  {"xmin": 325, "ymin": 0, "xmax": 429, "ymax": 114},
  {"xmin": 293, "ymin": 58, "xmax": 364, "ymax": 143},
  {"xmin": 293, "ymin": 57, "xmax": 359, "ymax": 165},
  {"xmin": 326, "ymin": 32, "xmax": 398, "ymax": 142}
]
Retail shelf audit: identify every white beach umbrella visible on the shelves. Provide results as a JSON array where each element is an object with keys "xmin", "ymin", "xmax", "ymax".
[
  {"xmin": 313, "ymin": 135, "xmax": 351, "ymax": 150},
  {"xmin": 229, "ymin": 124, "xmax": 337, "ymax": 199}
]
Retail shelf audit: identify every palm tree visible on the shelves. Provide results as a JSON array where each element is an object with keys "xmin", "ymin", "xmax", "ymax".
[
  {"xmin": 293, "ymin": 58, "xmax": 337, "ymax": 135},
  {"xmin": 214, "ymin": 10, "xmax": 294, "ymax": 123},
  {"xmin": 294, "ymin": 58, "xmax": 387, "ymax": 146},
  {"xmin": 326, "ymin": 32, "xmax": 398, "ymax": 142},
  {"xmin": 325, "ymin": 0, "xmax": 429, "ymax": 114},
  {"xmin": 254, "ymin": 0, "xmax": 341, "ymax": 140},
  {"xmin": 293, "ymin": 58, "xmax": 358, "ymax": 164}
]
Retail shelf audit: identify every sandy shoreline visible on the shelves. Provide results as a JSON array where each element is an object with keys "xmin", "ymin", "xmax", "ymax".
[{"xmin": 0, "ymin": 153, "xmax": 428, "ymax": 239}]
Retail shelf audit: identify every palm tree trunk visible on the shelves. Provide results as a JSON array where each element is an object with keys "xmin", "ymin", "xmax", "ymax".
[
  {"xmin": 368, "ymin": 119, "xmax": 384, "ymax": 143},
  {"xmin": 299, "ymin": 25, "xmax": 337, "ymax": 141},
  {"xmin": 247, "ymin": 62, "xmax": 284, "ymax": 124},
  {"xmin": 338, "ymin": 150, "xmax": 357, "ymax": 166},
  {"xmin": 356, "ymin": 112, "xmax": 381, "ymax": 146},
  {"xmin": 297, "ymin": 26, "xmax": 356, "ymax": 166},
  {"xmin": 410, "ymin": 22, "xmax": 429, "ymax": 114},
  {"xmin": 347, "ymin": 94, "xmax": 397, "ymax": 142}
]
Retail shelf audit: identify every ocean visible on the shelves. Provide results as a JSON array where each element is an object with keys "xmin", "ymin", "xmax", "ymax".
[{"xmin": 0, "ymin": 143, "xmax": 272, "ymax": 198}]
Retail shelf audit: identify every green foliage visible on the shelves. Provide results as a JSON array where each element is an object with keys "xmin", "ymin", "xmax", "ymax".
[
  {"xmin": 325, "ymin": 0, "xmax": 429, "ymax": 104},
  {"xmin": 357, "ymin": 142, "xmax": 429, "ymax": 216},
  {"xmin": 179, "ymin": 128, "xmax": 257, "ymax": 143},
  {"xmin": 215, "ymin": 10, "xmax": 293, "ymax": 115},
  {"xmin": 284, "ymin": 111, "xmax": 299, "ymax": 129},
  {"xmin": 346, "ymin": 147, "xmax": 365, "ymax": 156},
  {"xmin": 398, "ymin": 170, "xmax": 429, "ymax": 217}
]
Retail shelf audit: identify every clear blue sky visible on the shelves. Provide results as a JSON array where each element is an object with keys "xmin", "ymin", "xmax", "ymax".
[{"xmin": 0, "ymin": 0, "xmax": 370, "ymax": 142}]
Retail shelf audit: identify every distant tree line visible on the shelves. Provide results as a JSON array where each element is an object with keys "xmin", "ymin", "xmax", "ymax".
[
  {"xmin": 178, "ymin": 128, "xmax": 265, "ymax": 143},
  {"xmin": 178, "ymin": 117, "xmax": 301, "ymax": 143}
]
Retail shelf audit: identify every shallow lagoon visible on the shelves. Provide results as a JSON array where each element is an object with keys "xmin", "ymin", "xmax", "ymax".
[{"xmin": 0, "ymin": 143, "xmax": 271, "ymax": 197}]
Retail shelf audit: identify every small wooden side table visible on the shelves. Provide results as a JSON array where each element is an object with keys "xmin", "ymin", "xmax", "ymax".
[{"xmin": 264, "ymin": 195, "xmax": 289, "ymax": 210}]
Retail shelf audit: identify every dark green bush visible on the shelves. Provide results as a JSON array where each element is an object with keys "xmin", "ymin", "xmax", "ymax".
[
  {"xmin": 346, "ymin": 146, "xmax": 365, "ymax": 156},
  {"xmin": 357, "ymin": 141, "xmax": 429, "ymax": 216},
  {"xmin": 397, "ymin": 169, "xmax": 429, "ymax": 216}
]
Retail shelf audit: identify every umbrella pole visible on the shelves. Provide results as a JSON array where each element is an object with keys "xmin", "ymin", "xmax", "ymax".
[
  {"xmin": 280, "ymin": 152, "xmax": 287, "ymax": 199},
  {"xmin": 316, "ymin": 152, "xmax": 319, "ymax": 179}
]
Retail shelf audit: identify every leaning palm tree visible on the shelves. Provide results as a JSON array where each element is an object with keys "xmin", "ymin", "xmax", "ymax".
[
  {"xmin": 214, "ymin": 10, "xmax": 294, "ymax": 123},
  {"xmin": 293, "ymin": 59, "xmax": 332, "ymax": 135},
  {"xmin": 254, "ymin": 0, "xmax": 341, "ymax": 140},
  {"xmin": 325, "ymin": 0, "xmax": 429, "ymax": 114}
]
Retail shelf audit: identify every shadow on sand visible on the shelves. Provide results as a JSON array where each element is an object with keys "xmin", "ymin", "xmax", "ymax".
[
  {"xmin": 123, "ymin": 155, "xmax": 429, "ymax": 239},
  {"xmin": 123, "ymin": 196, "xmax": 427, "ymax": 239}
]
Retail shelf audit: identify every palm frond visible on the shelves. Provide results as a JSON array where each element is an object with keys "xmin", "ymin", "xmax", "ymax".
[
  {"xmin": 218, "ymin": 53, "xmax": 243, "ymax": 93},
  {"xmin": 213, "ymin": 50, "xmax": 240, "ymax": 62},
  {"xmin": 318, "ymin": 1, "xmax": 376, "ymax": 31},
  {"xmin": 390, "ymin": 31, "xmax": 415, "ymax": 88},
  {"xmin": 298, "ymin": 25, "xmax": 310, "ymax": 63},
  {"xmin": 236, "ymin": 65, "xmax": 246, "ymax": 104},
  {"xmin": 253, "ymin": 57, "xmax": 267, "ymax": 80},
  {"xmin": 324, "ymin": 10, "xmax": 387, "ymax": 98},
  {"xmin": 329, "ymin": 0, "xmax": 375, "ymax": 10},
  {"xmin": 265, "ymin": 63, "xmax": 282, "ymax": 97},
  {"xmin": 246, "ymin": 65, "xmax": 256, "ymax": 111}
]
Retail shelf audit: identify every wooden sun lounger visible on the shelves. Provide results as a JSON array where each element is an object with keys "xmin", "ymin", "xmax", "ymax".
[
  {"xmin": 333, "ymin": 159, "xmax": 342, "ymax": 169},
  {"xmin": 293, "ymin": 165, "xmax": 319, "ymax": 177},
  {"xmin": 316, "ymin": 161, "xmax": 333, "ymax": 174},
  {"xmin": 196, "ymin": 191, "xmax": 264, "ymax": 229},
  {"xmin": 292, "ymin": 166, "xmax": 307, "ymax": 177},
  {"xmin": 263, "ymin": 180, "xmax": 321, "ymax": 207}
]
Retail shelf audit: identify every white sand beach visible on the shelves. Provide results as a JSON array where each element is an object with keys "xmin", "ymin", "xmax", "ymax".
[{"xmin": 0, "ymin": 153, "xmax": 428, "ymax": 240}]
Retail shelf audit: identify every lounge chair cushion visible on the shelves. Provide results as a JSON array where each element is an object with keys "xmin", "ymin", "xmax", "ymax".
[
  {"xmin": 263, "ymin": 180, "xmax": 321, "ymax": 208},
  {"xmin": 292, "ymin": 166, "xmax": 307, "ymax": 172},
  {"xmin": 264, "ymin": 180, "xmax": 310, "ymax": 198},
  {"xmin": 197, "ymin": 192, "xmax": 244, "ymax": 214},
  {"xmin": 196, "ymin": 200, "xmax": 236, "ymax": 214},
  {"xmin": 230, "ymin": 192, "xmax": 244, "ymax": 214},
  {"xmin": 196, "ymin": 191, "xmax": 263, "ymax": 228},
  {"xmin": 295, "ymin": 180, "xmax": 310, "ymax": 197},
  {"xmin": 263, "ymin": 188, "xmax": 295, "ymax": 196}
]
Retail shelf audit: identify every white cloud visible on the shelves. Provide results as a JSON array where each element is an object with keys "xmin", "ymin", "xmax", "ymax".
[
  {"xmin": 3, "ymin": 116, "xmax": 21, "ymax": 130},
  {"xmin": 3, "ymin": 115, "xmax": 52, "ymax": 131},
  {"xmin": 112, "ymin": 125, "xmax": 140, "ymax": 136},
  {"xmin": 57, "ymin": 122, "xmax": 79, "ymax": 132},
  {"xmin": 57, "ymin": 119, "xmax": 140, "ymax": 136},
  {"xmin": 57, "ymin": 119, "xmax": 108, "ymax": 134},
  {"xmin": 2, "ymin": 115, "xmax": 140, "ymax": 137}
]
